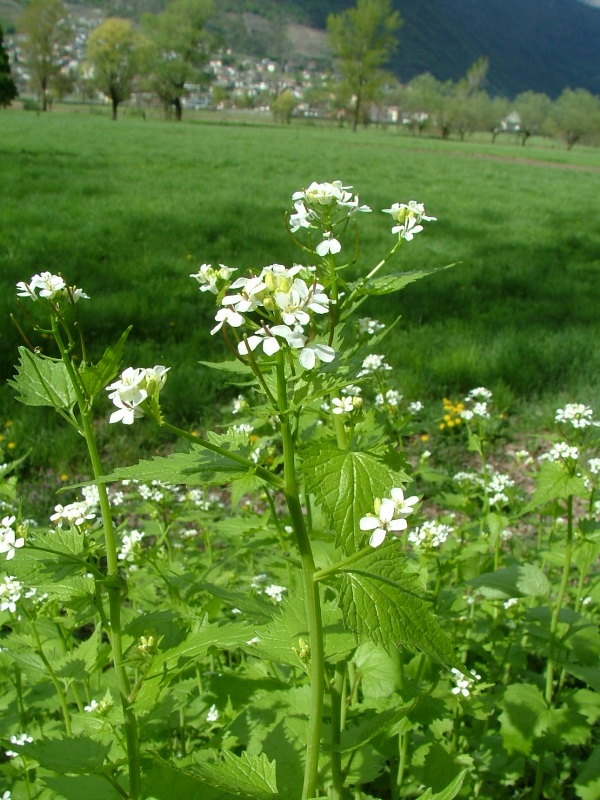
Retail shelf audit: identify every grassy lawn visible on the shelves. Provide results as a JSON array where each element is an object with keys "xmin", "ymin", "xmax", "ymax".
[{"xmin": 2, "ymin": 107, "xmax": 600, "ymax": 474}]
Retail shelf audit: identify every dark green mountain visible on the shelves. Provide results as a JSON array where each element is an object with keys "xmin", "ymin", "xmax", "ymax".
[{"xmin": 293, "ymin": 0, "xmax": 600, "ymax": 98}]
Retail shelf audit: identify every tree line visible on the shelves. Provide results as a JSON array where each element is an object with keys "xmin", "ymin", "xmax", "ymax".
[{"xmin": 2, "ymin": 0, "xmax": 600, "ymax": 148}]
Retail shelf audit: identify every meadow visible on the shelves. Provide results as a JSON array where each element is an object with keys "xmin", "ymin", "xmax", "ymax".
[
  {"xmin": 1, "ymin": 110, "xmax": 600, "ymax": 800},
  {"xmin": 1, "ymin": 107, "xmax": 600, "ymax": 477}
]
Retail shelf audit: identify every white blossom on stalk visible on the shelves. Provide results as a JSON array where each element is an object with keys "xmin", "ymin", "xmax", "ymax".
[
  {"xmin": 331, "ymin": 397, "xmax": 354, "ymax": 415},
  {"xmin": 357, "ymin": 354, "xmax": 392, "ymax": 377},
  {"xmin": 50, "ymin": 501, "xmax": 96, "ymax": 528},
  {"xmin": 106, "ymin": 366, "xmax": 169, "ymax": 425},
  {"xmin": 206, "ymin": 704, "xmax": 220, "ymax": 723},
  {"xmin": 389, "ymin": 488, "xmax": 419, "ymax": 517},
  {"xmin": 450, "ymin": 667, "xmax": 481, "ymax": 698},
  {"xmin": 382, "ymin": 201, "xmax": 436, "ymax": 240},
  {"xmin": 315, "ymin": 233, "xmax": 342, "ymax": 257},
  {"xmin": 357, "ymin": 317, "xmax": 385, "ymax": 335},
  {"xmin": 264, "ymin": 584, "xmax": 287, "ymax": 602},
  {"xmin": 360, "ymin": 496, "xmax": 410, "ymax": 548},
  {"xmin": 555, "ymin": 403, "xmax": 597, "ymax": 429},
  {"xmin": 0, "ymin": 575, "xmax": 23, "ymax": 613},
  {"xmin": 408, "ymin": 520, "xmax": 453, "ymax": 550},
  {"xmin": 190, "ymin": 263, "xmax": 235, "ymax": 294},
  {"xmin": 0, "ymin": 516, "xmax": 24, "ymax": 561},
  {"xmin": 298, "ymin": 341, "xmax": 335, "ymax": 370},
  {"xmin": 540, "ymin": 442, "xmax": 580, "ymax": 463},
  {"xmin": 288, "ymin": 200, "xmax": 314, "ymax": 232},
  {"xmin": 210, "ymin": 306, "xmax": 245, "ymax": 335},
  {"xmin": 16, "ymin": 272, "xmax": 88, "ymax": 303}
]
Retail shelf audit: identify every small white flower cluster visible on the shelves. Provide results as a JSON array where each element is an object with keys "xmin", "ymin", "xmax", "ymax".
[
  {"xmin": 206, "ymin": 704, "xmax": 220, "ymax": 723},
  {"xmin": 106, "ymin": 365, "xmax": 169, "ymax": 425},
  {"xmin": 290, "ymin": 180, "xmax": 371, "ymax": 256},
  {"xmin": 382, "ymin": 200, "xmax": 436, "ymax": 241},
  {"xmin": 50, "ymin": 498, "xmax": 97, "ymax": 528},
  {"xmin": 250, "ymin": 574, "xmax": 287, "ymax": 603},
  {"xmin": 210, "ymin": 263, "xmax": 335, "ymax": 370},
  {"xmin": 357, "ymin": 354, "xmax": 393, "ymax": 378},
  {"xmin": 360, "ymin": 488, "xmax": 419, "ymax": 548},
  {"xmin": 375, "ymin": 389, "xmax": 402, "ymax": 409},
  {"xmin": 450, "ymin": 667, "xmax": 481, "ymax": 698},
  {"xmin": 0, "ymin": 516, "xmax": 24, "ymax": 561},
  {"xmin": 16, "ymin": 272, "xmax": 89, "ymax": 303},
  {"xmin": 486, "ymin": 471, "xmax": 516, "ymax": 508},
  {"xmin": 118, "ymin": 529, "xmax": 144, "ymax": 562},
  {"xmin": 190, "ymin": 263, "xmax": 236, "ymax": 294},
  {"xmin": 555, "ymin": 403, "xmax": 598, "ymax": 429},
  {"xmin": 459, "ymin": 387, "xmax": 493, "ymax": 422},
  {"xmin": 588, "ymin": 458, "xmax": 600, "ymax": 475},
  {"xmin": 357, "ymin": 317, "xmax": 385, "ymax": 336},
  {"xmin": 540, "ymin": 442, "xmax": 580, "ymax": 463},
  {"xmin": 5, "ymin": 732, "xmax": 33, "ymax": 758},
  {"xmin": 0, "ymin": 575, "xmax": 23, "ymax": 613},
  {"xmin": 84, "ymin": 693, "xmax": 113, "ymax": 715},
  {"xmin": 231, "ymin": 394, "xmax": 248, "ymax": 415},
  {"xmin": 408, "ymin": 520, "xmax": 453, "ymax": 550}
]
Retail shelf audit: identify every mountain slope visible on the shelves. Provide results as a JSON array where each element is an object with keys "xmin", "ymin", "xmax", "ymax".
[{"xmin": 293, "ymin": 0, "xmax": 600, "ymax": 98}]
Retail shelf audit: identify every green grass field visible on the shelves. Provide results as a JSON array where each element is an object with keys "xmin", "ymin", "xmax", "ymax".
[{"xmin": 2, "ymin": 107, "xmax": 600, "ymax": 474}]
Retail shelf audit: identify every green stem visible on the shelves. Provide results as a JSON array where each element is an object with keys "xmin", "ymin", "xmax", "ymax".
[
  {"xmin": 28, "ymin": 615, "xmax": 72, "ymax": 735},
  {"xmin": 545, "ymin": 495, "xmax": 574, "ymax": 706},
  {"xmin": 330, "ymin": 663, "xmax": 346, "ymax": 800},
  {"xmin": 52, "ymin": 317, "xmax": 141, "ymax": 800},
  {"xmin": 276, "ymin": 353, "xmax": 325, "ymax": 800}
]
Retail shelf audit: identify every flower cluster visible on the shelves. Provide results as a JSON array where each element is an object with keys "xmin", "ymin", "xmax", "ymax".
[
  {"xmin": 0, "ymin": 515, "xmax": 24, "ymax": 561},
  {"xmin": 555, "ymin": 403, "xmax": 598, "ymax": 429},
  {"xmin": 106, "ymin": 365, "xmax": 169, "ymax": 425},
  {"xmin": 190, "ymin": 263, "xmax": 236, "ymax": 294},
  {"xmin": 359, "ymin": 488, "xmax": 419, "ymax": 548},
  {"xmin": 459, "ymin": 387, "xmax": 493, "ymax": 422},
  {"xmin": 450, "ymin": 667, "xmax": 481, "ymax": 698},
  {"xmin": 408, "ymin": 520, "xmax": 453, "ymax": 550},
  {"xmin": 16, "ymin": 272, "xmax": 88, "ymax": 303},
  {"xmin": 357, "ymin": 354, "xmax": 393, "ymax": 378},
  {"xmin": 209, "ymin": 264, "xmax": 335, "ymax": 370},
  {"xmin": 439, "ymin": 397, "xmax": 465, "ymax": 430},
  {"xmin": 0, "ymin": 575, "xmax": 22, "ymax": 613},
  {"xmin": 5, "ymin": 733, "xmax": 33, "ymax": 758},
  {"xmin": 382, "ymin": 201, "xmax": 436, "ymax": 240},
  {"xmin": 357, "ymin": 317, "xmax": 385, "ymax": 336},
  {"xmin": 540, "ymin": 442, "xmax": 580, "ymax": 464}
]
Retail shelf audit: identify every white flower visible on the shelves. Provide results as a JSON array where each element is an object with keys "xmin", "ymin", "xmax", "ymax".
[
  {"xmin": 0, "ymin": 517, "xmax": 24, "ymax": 561},
  {"xmin": 331, "ymin": 396, "xmax": 354, "ymax": 415},
  {"xmin": 106, "ymin": 366, "xmax": 169, "ymax": 425},
  {"xmin": 211, "ymin": 306, "xmax": 245, "ymax": 335},
  {"xmin": 50, "ymin": 501, "xmax": 96, "ymax": 528},
  {"xmin": 206, "ymin": 704, "xmax": 220, "ymax": 723},
  {"xmin": 450, "ymin": 667, "xmax": 481, "ymax": 698},
  {"xmin": 408, "ymin": 520, "xmax": 452, "ymax": 550},
  {"xmin": 408, "ymin": 401, "xmax": 424, "ymax": 413},
  {"xmin": 360, "ymin": 498, "xmax": 408, "ymax": 548},
  {"xmin": 264, "ymin": 584, "xmax": 287, "ymax": 602},
  {"xmin": 541, "ymin": 442, "xmax": 580, "ymax": 462},
  {"xmin": 288, "ymin": 200, "xmax": 314, "ymax": 232},
  {"xmin": 389, "ymin": 487, "xmax": 419, "ymax": 517},
  {"xmin": 555, "ymin": 403, "xmax": 597, "ymax": 429},
  {"xmin": 299, "ymin": 342, "xmax": 335, "ymax": 370},
  {"xmin": 16, "ymin": 272, "xmax": 88, "ymax": 303},
  {"xmin": 84, "ymin": 699, "xmax": 99, "ymax": 713},
  {"xmin": 357, "ymin": 354, "xmax": 392, "ymax": 377},
  {"xmin": 315, "ymin": 233, "xmax": 342, "ymax": 257},
  {"xmin": 357, "ymin": 317, "xmax": 385, "ymax": 335},
  {"xmin": 588, "ymin": 458, "xmax": 600, "ymax": 475},
  {"xmin": 9, "ymin": 733, "xmax": 33, "ymax": 747},
  {"xmin": 0, "ymin": 575, "xmax": 23, "ymax": 613},
  {"xmin": 382, "ymin": 201, "xmax": 436, "ymax": 240},
  {"xmin": 190, "ymin": 263, "xmax": 235, "ymax": 294}
]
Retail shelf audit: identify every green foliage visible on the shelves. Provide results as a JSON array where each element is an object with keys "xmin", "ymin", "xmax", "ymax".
[
  {"xmin": 10, "ymin": 347, "xmax": 77, "ymax": 409},
  {"xmin": 0, "ymin": 22, "xmax": 17, "ymax": 106}
]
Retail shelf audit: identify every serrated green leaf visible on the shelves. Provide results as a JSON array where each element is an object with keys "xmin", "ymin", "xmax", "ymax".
[
  {"xmin": 340, "ymin": 704, "xmax": 411, "ymax": 752},
  {"xmin": 301, "ymin": 445, "xmax": 410, "ymax": 551},
  {"xmin": 349, "ymin": 264, "xmax": 455, "ymax": 297},
  {"xmin": 468, "ymin": 562, "xmax": 549, "ymax": 599},
  {"xmin": 25, "ymin": 735, "xmax": 111, "ymax": 773},
  {"xmin": 43, "ymin": 775, "xmax": 122, "ymax": 800},
  {"xmin": 562, "ymin": 665, "xmax": 600, "ymax": 692},
  {"xmin": 54, "ymin": 627, "xmax": 103, "ymax": 682},
  {"xmin": 498, "ymin": 683, "xmax": 548, "ymax": 755},
  {"xmin": 415, "ymin": 767, "xmax": 468, "ymax": 800},
  {"xmin": 79, "ymin": 327, "xmax": 131, "ymax": 400},
  {"xmin": 198, "ymin": 582, "xmax": 274, "ymax": 623},
  {"xmin": 191, "ymin": 751, "xmax": 278, "ymax": 800},
  {"xmin": 338, "ymin": 547, "xmax": 460, "ymax": 669},
  {"xmin": 575, "ymin": 744, "xmax": 600, "ymax": 800},
  {"xmin": 246, "ymin": 575, "xmax": 356, "ymax": 669},
  {"xmin": 523, "ymin": 461, "xmax": 587, "ymax": 512},
  {"xmin": 99, "ymin": 443, "xmax": 252, "ymax": 487},
  {"xmin": 10, "ymin": 347, "xmax": 77, "ymax": 409},
  {"xmin": 141, "ymin": 760, "xmax": 230, "ymax": 800}
]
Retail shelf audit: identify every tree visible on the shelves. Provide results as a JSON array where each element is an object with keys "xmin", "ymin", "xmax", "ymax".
[
  {"xmin": 0, "ymin": 23, "xmax": 18, "ymax": 107},
  {"xmin": 142, "ymin": 0, "xmax": 214, "ymax": 121},
  {"xmin": 86, "ymin": 18, "xmax": 150, "ymax": 121},
  {"xmin": 552, "ymin": 88, "xmax": 600, "ymax": 149},
  {"xmin": 272, "ymin": 88, "xmax": 297, "ymax": 124},
  {"xmin": 513, "ymin": 91, "xmax": 552, "ymax": 146},
  {"xmin": 327, "ymin": 0, "xmax": 401, "ymax": 132},
  {"xmin": 18, "ymin": 0, "xmax": 71, "ymax": 111}
]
